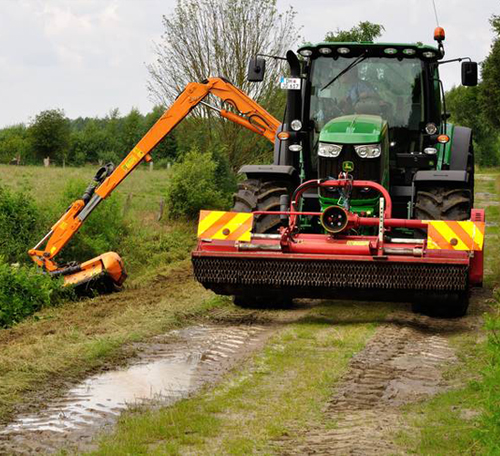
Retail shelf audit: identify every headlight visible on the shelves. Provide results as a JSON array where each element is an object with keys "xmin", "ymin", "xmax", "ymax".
[
  {"xmin": 318, "ymin": 143, "xmax": 342, "ymax": 158},
  {"xmin": 290, "ymin": 119, "xmax": 302, "ymax": 131},
  {"xmin": 354, "ymin": 144, "xmax": 381, "ymax": 158}
]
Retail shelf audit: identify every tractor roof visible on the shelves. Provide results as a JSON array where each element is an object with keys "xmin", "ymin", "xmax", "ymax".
[{"xmin": 297, "ymin": 42, "xmax": 442, "ymax": 61}]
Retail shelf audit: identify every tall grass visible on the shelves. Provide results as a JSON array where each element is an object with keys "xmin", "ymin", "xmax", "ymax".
[{"xmin": 478, "ymin": 293, "xmax": 500, "ymax": 452}]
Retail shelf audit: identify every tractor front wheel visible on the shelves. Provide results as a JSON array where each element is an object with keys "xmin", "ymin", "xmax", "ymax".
[
  {"xmin": 232, "ymin": 178, "xmax": 292, "ymax": 308},
  {"xmin": 414, "ymin": 186, "xmax": 472, "ymax": 221},
  {"xmin": 232, "ymin": 178, "xmax": 292, "ymax": 233},
  {"xmin": 414, "ymin": 185, "xmax": 472, "ymax": 318}
]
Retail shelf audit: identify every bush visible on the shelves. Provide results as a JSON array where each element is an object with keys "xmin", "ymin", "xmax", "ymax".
[
  {"xmin": 0, "ymin": 186, "xmax": 40, "ymax": 264},
  {"xmin": 165, "ymin": 149, "xmax": 234, "ymax": 218},
  {"xmin": 55, "ymin": 180, "xmax": 127, "ymax": 264},
  {"xmin": 0, "ymin": 260, "xmax": 68, "ymax": 328}
]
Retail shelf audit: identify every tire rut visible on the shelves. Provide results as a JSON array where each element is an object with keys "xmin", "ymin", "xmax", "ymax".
[{"xmin": 279, "ymin": 308, "xmax": 481, "ymax": 456}]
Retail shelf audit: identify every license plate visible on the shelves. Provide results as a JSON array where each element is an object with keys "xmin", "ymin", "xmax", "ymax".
[{"xmin": 280, "ymin": 77, "xmax": 301, "ymax": 90}]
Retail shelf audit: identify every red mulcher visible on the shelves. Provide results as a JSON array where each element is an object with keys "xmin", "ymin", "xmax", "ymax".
[{"xmin": 192, "ymin": 178, "xmax": 485, "ymax": 317}]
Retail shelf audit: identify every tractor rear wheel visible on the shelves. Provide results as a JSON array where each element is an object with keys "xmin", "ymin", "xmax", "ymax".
[
  {"xmin": 414, "ymin": 186, "xmax": 472, "ymax": 221},
  {"xmin": 232, "ymin": 178, "xmax": 292, "ymax": 308}
]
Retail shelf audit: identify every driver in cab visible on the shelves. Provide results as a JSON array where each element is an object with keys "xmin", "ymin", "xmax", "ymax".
[{"xmin": 315, "ymin": 66, "xmax": 390, "ymax": 127}]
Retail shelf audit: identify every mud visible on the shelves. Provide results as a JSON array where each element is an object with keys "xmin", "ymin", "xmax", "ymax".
[
  {"xmin": 0, "ymin": 323, "xmax": 271, "ymax": 455},
  {"xmin": 278, "ymin": 297, "xmax": 485, "ymax": 456}
]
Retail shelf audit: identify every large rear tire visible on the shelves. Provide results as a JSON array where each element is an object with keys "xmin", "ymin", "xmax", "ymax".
[{"xmin": 411, "ymin": 291, "xmax": 469, "ymax": 318}]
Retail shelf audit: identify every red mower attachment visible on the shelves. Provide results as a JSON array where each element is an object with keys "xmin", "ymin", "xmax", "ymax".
[{"xmin": 192, "ymin": 179, "xmax": 484, "ymax": 311}]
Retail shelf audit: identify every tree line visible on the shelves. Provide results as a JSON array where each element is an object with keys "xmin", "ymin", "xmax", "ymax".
[{"xmin": 0, "ymin": 107, "xmax": 178, "ymax": 167}]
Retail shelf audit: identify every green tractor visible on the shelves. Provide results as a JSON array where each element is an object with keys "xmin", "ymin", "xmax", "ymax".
[{"xmin": 235, "ymin": 29, "xmax": 478, "ymax": 235}]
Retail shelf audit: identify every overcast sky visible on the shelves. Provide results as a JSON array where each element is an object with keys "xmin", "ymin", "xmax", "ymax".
[{"xmin": 0, "ymin": 0, "xmax": 498, "ymax": 128}]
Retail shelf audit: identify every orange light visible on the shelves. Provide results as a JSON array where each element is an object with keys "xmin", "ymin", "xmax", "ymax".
[
  {"xmin": 434, "ymin": 27, "xmax": 445, "ymax": 42},
  {"xmin": 277, "ymin": 131, "xmax": 290, "ymax": 140},
  {"xmin": 437, "ymin": 134, "xmax": 450, "ymax": 144}
]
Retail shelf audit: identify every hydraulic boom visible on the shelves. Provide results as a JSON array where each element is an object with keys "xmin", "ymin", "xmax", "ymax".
[{"xmin": 29, "ymin": 77, "xmax": 280, "ymax": 289}]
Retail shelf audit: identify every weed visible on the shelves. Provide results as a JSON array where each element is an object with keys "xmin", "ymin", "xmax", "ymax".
[{"xmin": 0, "ymin": 259, "xmax": 70, "ymax": 328}]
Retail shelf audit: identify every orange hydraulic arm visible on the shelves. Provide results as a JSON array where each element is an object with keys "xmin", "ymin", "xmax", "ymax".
[{"xmin": 28, "ymin": 77, "xmax": 281, "ymax": 276}]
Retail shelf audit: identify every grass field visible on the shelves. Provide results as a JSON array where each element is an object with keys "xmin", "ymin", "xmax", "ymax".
[
  {"xmin": 0, "ymin": 164, "xmax": 213, "ymax": 422},
  {"xmin": 0, "ymin": 165, "xmax": 498, "ymax": 455}
]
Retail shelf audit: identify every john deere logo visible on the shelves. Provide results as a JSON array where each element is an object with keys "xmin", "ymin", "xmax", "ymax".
[{"xmin": 342, "ymin": 161, "xmax": 354, "ymax": 172}]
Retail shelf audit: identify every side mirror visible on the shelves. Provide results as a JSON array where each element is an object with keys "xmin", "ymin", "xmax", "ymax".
[
  {"xmin": 462, "ymin": 61, "xmax": 478, "ymax": 87},
  {"xmin": 247, "ymin": 57, "xmax": 266, "ymax": 82}
]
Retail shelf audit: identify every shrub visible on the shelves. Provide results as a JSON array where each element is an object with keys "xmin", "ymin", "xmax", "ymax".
[
  {"xmin": 55, "ymin": 180, "xmax": 127, "ymax": 264},
  {"xmin": 0, "ymin": 186, "xmax": 40, "ymax": 264},
  {"xmin": 165, "ymin": 149, "xmax": 234, "ymax": 218},
  {"xmin": 0, "ymin": 259, "xmax": 69, "ymax": 328}
]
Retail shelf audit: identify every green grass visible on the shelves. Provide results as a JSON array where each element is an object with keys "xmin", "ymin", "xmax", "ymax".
[
  {"xmin": 87, "ymin": 302, "xmax": 395, "ymax": 456},
  {"xmin": 395, "ymin": 172, "xmax": 500, "ymax": 455}
]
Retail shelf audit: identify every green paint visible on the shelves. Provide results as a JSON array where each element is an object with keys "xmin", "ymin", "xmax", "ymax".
[
  {"xmin": 320, "ymin": 114, "xmax": 386, "ymax": 145},
  {"xmin": 442, "ymin": 123, "xmax": 455, "ymax": 168}
]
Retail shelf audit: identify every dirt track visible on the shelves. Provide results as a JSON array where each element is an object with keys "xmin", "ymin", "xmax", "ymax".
[
  {"xmin": 279, "ymin": 293, "xmax": 487, "ymax": 455},
  {"xmin": 0, "ymin": 292, "xmax": 487, "ymax": 455}
]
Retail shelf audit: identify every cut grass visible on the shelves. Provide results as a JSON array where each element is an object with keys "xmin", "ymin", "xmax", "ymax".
[
  {"xmin": 87, "ymin": 302, "xmax": 395, "ymax": 456},
  {"xmin": 0, "ymin": 264, "xmax": 230, "ymax": 423}
]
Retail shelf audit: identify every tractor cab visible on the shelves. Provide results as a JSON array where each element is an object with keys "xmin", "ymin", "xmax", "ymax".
[{"xmin": 300, "ymin": 42, "xmax": 450, "ymax": 219}]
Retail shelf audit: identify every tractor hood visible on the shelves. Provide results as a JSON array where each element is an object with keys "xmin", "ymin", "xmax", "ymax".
[{"xmin": 319, "ymin": 114, "xmax": 387, "ymax": 145}]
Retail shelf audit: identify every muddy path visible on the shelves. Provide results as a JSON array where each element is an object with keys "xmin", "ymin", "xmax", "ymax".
[
  {"xmin": 278, "ymin": 291, "xmax": 489, "ymax": 455},
  {"xmin": 0, "ymin": 304, "xmax": 310, "ymax": 455}
]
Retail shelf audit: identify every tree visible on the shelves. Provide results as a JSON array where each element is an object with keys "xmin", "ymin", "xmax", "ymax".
[
  {"xmin": 325, "ymin": 21, "xmax": 384, "ymax": 43},
  {"xmin": 447, "ymin": 85, "xmax": 498, "ymax": 166},
  {"xmin": 122, "ymin": 108, "xmax": 144, "ymax": 153},
  {"xmin": 147, "ymin": 0, "xmax": 298, "ymax": 167},
  {"xmin": 0, "ymin": 125, "xmax": 29, "ymax": 164},
  {"xmin": 481, "ymin": 15, "xmax": 500, "ymax": 129},
  {"xmin": 28, "ymin": 109, "xmax": 71, "ymax": 164},
  {"xmin": 69, "ymin": 119, "xmax": 108, "ymax": 165}
]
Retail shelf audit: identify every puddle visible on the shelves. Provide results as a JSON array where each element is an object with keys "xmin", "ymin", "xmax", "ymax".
[{"xmin": 0, "ymin": 324, "xmax": 268, "ymax": 454}]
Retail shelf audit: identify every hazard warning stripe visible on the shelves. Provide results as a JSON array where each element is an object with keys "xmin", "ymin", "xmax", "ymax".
[
  {"xmin": 197, "ymin": 210, "xmax": 253, "ymax": 242},
  {"xmin": 426, "ymin": 220, "xmax": 485, "ymax": 251}
]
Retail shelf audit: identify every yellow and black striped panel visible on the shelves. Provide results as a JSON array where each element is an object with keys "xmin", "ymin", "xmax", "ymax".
[
  {"xmin": 426, "ymin": 220, "xmax": 485, "ymax": 251},
  {"xmin": 197, "ymin": 211, "xmax": 253, "ymax": 242}
]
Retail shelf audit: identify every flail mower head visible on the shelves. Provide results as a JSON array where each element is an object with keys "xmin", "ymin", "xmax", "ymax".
[{"xmin": 192, "ymin": 177, "xmax": 485, "ymax": 310}]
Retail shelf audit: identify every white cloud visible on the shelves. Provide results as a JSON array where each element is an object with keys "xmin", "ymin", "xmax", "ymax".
[{"xmin": 0, "ymin": 0, "xmax": 498, "ymax": 128}]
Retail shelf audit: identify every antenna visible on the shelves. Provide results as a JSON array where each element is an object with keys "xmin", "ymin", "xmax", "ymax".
[{"xmin": 431, "ymin": 0, "xmax": 440, "ymax": 27}]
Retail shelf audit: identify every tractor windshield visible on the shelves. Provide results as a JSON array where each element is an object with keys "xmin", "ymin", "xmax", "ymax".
[{"xmin": 310, "ymin": 56, "xmax": 425, "ymax": 132}]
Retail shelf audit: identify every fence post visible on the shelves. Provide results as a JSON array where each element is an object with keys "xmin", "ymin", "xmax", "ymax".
[
  {"xmin": 157, "ymin": 198, "xmax": 165, "ymax": 221},
  {"xmin": 123, "ymin": 193, "xmax": 133, "ymax": 217}
]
